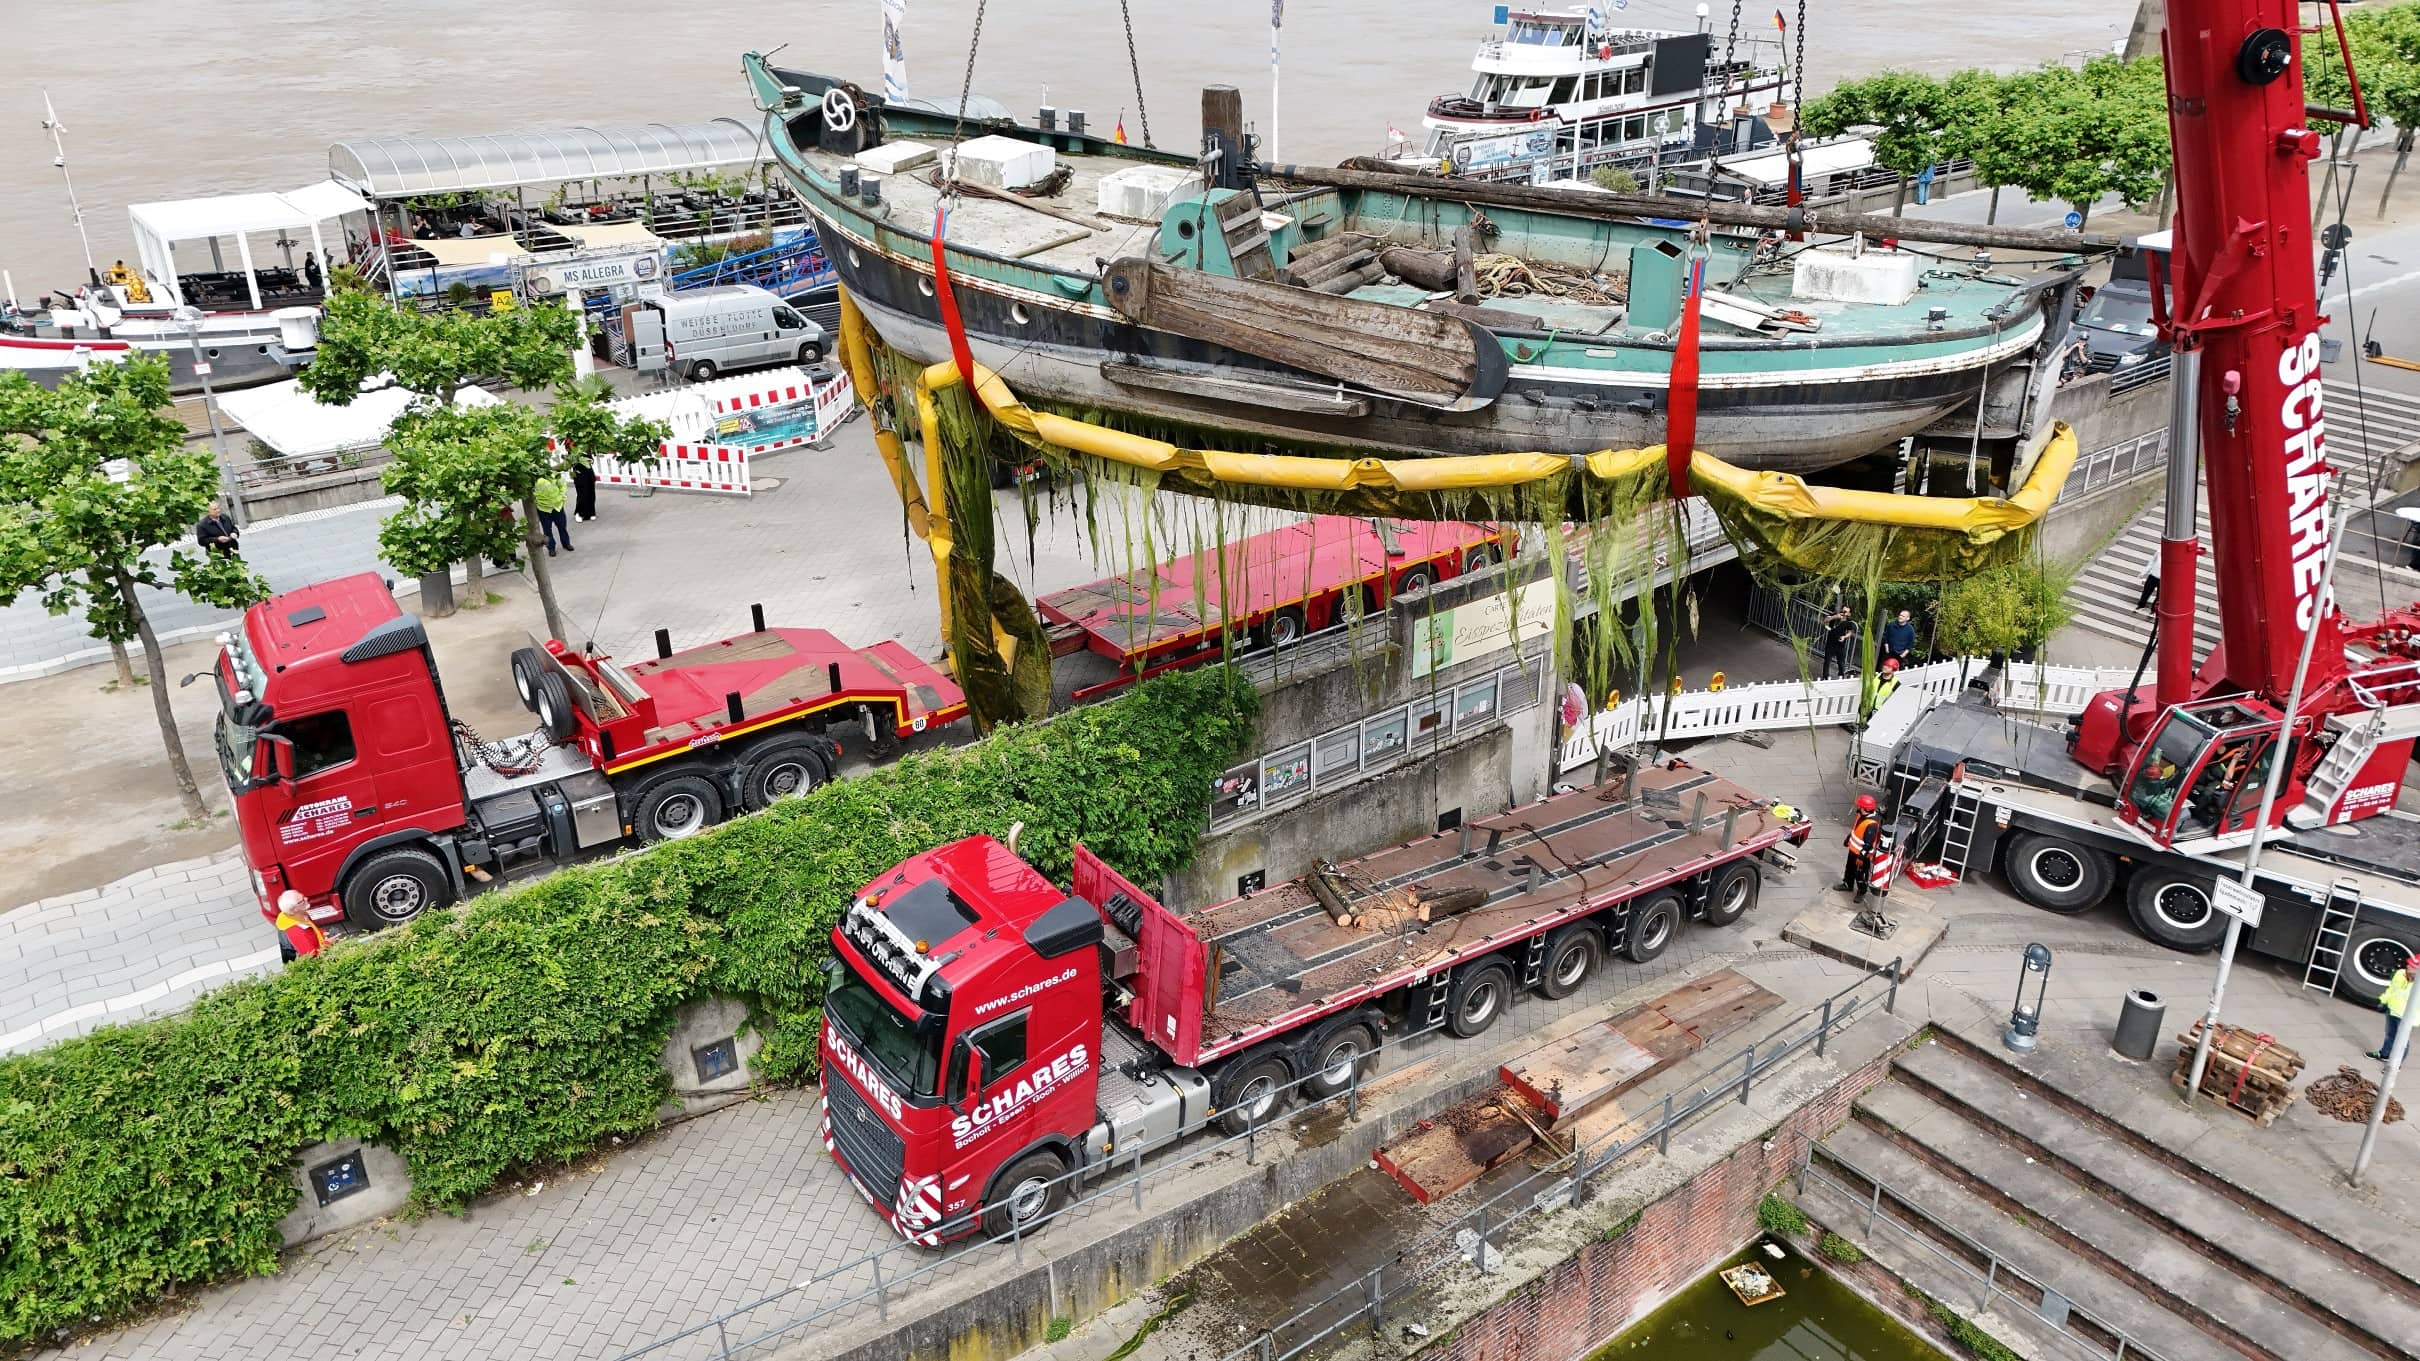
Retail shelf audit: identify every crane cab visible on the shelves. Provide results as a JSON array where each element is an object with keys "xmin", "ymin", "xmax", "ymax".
[{"xmin": 2115, "ymin": 698, "xmax": 2289, "ymax": 850}]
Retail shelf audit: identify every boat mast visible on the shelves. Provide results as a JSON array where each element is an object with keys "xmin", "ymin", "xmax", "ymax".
[{"xmin": 40, "ymin": 91, "xmax": 97, "ymax": 284}]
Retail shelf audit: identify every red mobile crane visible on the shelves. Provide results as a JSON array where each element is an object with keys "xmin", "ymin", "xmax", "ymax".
[{"xmin": 1891, "ymin": 0, "xmax": 2420, "ymax": 993}]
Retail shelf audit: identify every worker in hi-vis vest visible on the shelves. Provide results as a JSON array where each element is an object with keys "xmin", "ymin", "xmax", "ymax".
[
  {"xmin": 1841, "ymin": 794, "xmax": 1882, "ymax": 898},
  {"xmin": 2371, "ymin": 953, "xmax": 2416, "ymax": 1061}
]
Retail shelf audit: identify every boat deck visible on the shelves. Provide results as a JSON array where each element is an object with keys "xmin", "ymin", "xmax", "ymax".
[
  {"xmin": 1184, "ymin": 766, "xmax": 1793, "ymax": 1043},
  {"xmin": 799, "ymin": 142, "xmax": 1143, "ymax": 274}
]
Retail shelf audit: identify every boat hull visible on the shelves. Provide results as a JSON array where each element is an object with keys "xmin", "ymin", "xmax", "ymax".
[{"xmin": 0, "ymin": 326, "xmax": 289, "ymax": 394}]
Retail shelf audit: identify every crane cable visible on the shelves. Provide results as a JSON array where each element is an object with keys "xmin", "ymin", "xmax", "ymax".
[
  {"xmin": 947, "ymin": 0, "xmax": 992, "ymax": 177},
  {"xmin": 2317, "ymin": 128, "xmax": 2393, "ymax": 613},
  {"xmin": 1786, "ymin": 0, "xmax": 1808, "ymax": 216},
  {"xmin": 1118, "ymin": 0, "xmax": 1154, "ymax": 148}
]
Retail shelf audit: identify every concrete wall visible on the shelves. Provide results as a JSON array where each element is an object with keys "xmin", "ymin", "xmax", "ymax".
[
  {"xmin": 277, "ymin": 1137, "xmax": 411, "ymax": 1246},
  {"xmin": 239, "ymin": 462, "xmax": 392, "ymax": 522},
  {"xmin": 657, "ymin": 995, "xmax": 765, "ymax": 1121}
]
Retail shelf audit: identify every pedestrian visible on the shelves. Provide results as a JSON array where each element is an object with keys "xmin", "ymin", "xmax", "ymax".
[
  {"xmin": 533, "ymin": 475, "xmax": 574, "ymax": 555},
  {"xmin": 274, "ymin": 890, "xmax": 326, "ymax": 965},
  {"xmin": 1841, "ymin": 794, "xmax": 1882, "ymax": 897},
  {"xmin": 194, "ymin": 500, "xmax": 240, "ymax": 557},
  {"xmin": 572, "ymin": 459, "xmax": 598, "ymax": 521},
  {"xmin": 1880, "ymin": 609, "xmax": 1917, "ymax": 667},
  {"xmin": 303, "ymin": 251, "xmax": 323, "ymax": 291},
  {"xmin": 1820, "ymin": 605, "xmax": 1856, "ymax": 679},
  {"xmin": 2369, "ymin": 952, "xmax": 2415, "ymax": 1061},
  {"xmin": 2136, "ymin": 547, "xmax": 2160, "ymax": 612}
]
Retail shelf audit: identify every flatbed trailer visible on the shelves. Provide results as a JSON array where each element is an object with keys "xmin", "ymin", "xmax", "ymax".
[
  {"xmin": 1037, "ymin": 514, "xmax": 1513, "ymax": 698},
  {"xmin": 1891, "ymin": 699, "xmax": 2420, "ymax": 1001}
]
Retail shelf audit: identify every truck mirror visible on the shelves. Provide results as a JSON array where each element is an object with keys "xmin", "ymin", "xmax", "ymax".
[
  {"xmin": 262, "ymin": 733, "xmax": 296, "ymax": 783},
  {"xmin": 952, "ymin": 1044, "xmax": 985, "ymax": 1115}
]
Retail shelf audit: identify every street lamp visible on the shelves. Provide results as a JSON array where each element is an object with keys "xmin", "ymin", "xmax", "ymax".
[
  {"xmin": 174, "ymin": 305, "xmax": 242, "ymax": 526},
  {"xmin": 2002, "ymin": 943, "xmax": 2054, "ymax": 1052}
]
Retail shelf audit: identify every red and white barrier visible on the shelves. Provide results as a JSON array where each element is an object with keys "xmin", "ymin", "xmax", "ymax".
[{"xmin": 565, "ymin": 366, "xmax": 859, "ymax": 498}]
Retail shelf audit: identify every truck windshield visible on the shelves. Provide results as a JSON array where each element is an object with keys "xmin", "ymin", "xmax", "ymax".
[
  {"xmin": 211, "ymin": 649, "xmax": 268, "ymax": 792},
  {"xmin": 823, "ymin": 957, "xmax": 943, "ymax": 1099},
  {"xmin": 2080, "ymin": 288, "xmax": 2153, "ymax": 333},
  {"xmin": 214, "ymin": 706, "xmax": 260, "ymax": 789}
]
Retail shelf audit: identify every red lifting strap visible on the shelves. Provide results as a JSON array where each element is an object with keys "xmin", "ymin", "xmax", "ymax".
[{"xmin": 2225, "ymin": 1031, "xmax": 2278, "ymax": 1108}]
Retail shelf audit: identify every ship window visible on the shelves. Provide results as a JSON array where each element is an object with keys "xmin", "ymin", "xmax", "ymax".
[
  {"xmin": 1627, "ymin": 67, "xmax": 1648, "ymax": 96},
  {"xmin": 1549, "ymin": 76, "xmax": 1579, "ymax": 104},
  {"xmin": 1625, "ymin": 115, "xmax": 1649, "ymax": 142},
  {"xmin": 1584, "ymin": 72, "xmax": 1607, "ymax": 101}
]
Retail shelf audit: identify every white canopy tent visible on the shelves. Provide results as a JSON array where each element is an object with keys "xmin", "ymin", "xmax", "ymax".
[
  {"xmin": 216, "ymin": 376, "xmax": 502, "ymax": 460},
  {"xmin": 126, "ymin": 182, "xmax": 371, "ymax": 311}
]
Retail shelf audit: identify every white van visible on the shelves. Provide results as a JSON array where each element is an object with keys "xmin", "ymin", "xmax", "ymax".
[{"xmin": 644, "ymin": 285, "xmax": 826, "ymax": 382}]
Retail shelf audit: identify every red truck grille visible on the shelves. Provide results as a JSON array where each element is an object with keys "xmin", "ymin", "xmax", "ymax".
[{"xmin": 826, "ymin": 1072, "xmax": 906, "ymax": 1204}]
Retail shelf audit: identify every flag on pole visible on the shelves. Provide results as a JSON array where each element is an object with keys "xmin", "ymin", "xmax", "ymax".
[
  {"xmin": 1773, "ymin": 8, "xmax": 1787, "ymax": 34},
  {"xmin": 1114, "ymin": 114, "xmax": 1129, "ymax": 145},
  {"xmin": 1387, "ymin": 124, "xmax": 1410, "ymax": 145}
]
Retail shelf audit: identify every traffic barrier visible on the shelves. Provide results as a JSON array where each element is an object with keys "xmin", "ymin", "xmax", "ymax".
[{"xmin": 569, "ymin": 367, "xmax": 859, "ymax": 498}]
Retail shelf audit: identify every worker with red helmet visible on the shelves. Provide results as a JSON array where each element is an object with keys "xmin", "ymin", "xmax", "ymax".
[
  {"xmin": 274, "ymin": 889, "xmax": 326, "ymax": 964},
  {"xmin": 1842, "ymin": 794, "xmax": 1883, "ymax": 897}
]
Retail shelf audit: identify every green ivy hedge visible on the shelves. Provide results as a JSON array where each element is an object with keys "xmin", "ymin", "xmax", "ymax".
[{"xmin": 0, "ymin": 667, "xmax": 1255, "ymax": 1344}]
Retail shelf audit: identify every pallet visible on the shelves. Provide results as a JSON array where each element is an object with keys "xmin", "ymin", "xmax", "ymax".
[{"xmin": 1373, "ymin": 1094, "xmax": 1549, "ymax": 1205}]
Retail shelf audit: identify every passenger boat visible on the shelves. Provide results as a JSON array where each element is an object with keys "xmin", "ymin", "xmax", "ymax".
[
  {"xmin": 743, "ymin": 56, "xmax": 2059, "ymax": 473},
  {"xmin": 1409, "ymin": 5, "xmax": 1789, "ymax": 187}
]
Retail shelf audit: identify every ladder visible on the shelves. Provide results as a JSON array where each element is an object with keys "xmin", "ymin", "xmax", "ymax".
[
  {"xmin": 2301, "ymin": 878, "xmax": 2364, "ymax": 994},
  {"xmin": 2296, "ymin": 717, "xmax": 2377, "ymax": 826},
  {"xmin": 1938, "ymin": 784, "xmax": 1984, "ymax": 878}
]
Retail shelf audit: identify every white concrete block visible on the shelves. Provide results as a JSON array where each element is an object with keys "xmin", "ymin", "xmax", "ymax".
[
  {"xmin": 1096, "ymin": 165, "xmax": 1197, "ymax": 220},
  {"xmin": 854, "ymin": 140, "xmax": 937, "ymax": 175},
  {"xmin": 1791, "ymin": 247, "xmax": 1920, "ymax": 306},
  {"xmin": 942, "ymin": 135, "xmax": 1059, "ymax": 190}
]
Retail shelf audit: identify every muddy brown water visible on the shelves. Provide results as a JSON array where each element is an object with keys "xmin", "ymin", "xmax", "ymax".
[{"xmin": 2, "ymin": 1, "xmax": 2132, "ymax": 293}]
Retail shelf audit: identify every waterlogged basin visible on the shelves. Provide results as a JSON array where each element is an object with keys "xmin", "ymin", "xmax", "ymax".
[{"xmin": 1588, "ymin": 1242, "xmax": 1947, "ymax": 1360}]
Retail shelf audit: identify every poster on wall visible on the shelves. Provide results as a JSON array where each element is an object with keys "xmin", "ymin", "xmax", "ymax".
[
  {"xmin": 1454, "ymin": 677, "xmax": 1500, "ymax": 730},
  {"xmin": 1209, "ymin": 761, "xmax": 1260, "ymax": 826},
  {"xmin": 1362, "ymin": 708, "xmax": 1410, "ymax": 768},
  {"xmin": 1261, "ymin": 742, "xmax": 1314, "ymax": 807},
  {"xmin": 1410, "ymin": 588, "xmax": 1559, "ymax": 679}
]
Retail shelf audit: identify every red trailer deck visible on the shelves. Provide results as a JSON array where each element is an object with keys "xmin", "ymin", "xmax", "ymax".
[
  {"xmin": 1122, "ymin": 764, "xmax": 1803, "ymax": 1069},
  {"xmin": 1037, "ymin": 516, "xmax": 1512, "ymax": 696}
]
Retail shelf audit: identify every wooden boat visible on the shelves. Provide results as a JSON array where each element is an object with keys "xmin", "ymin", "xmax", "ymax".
[{"xmin": 742, "ymin": 56, "xmax": 2061, "ymax": 473}]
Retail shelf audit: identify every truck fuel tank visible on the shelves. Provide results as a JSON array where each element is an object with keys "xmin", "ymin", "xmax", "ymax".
[{"xmin": 1086, "ymin": 1029, "xmax": 1212, "ymax": 1172}]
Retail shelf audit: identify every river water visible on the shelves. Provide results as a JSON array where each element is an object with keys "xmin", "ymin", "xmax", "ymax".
[{"xmin": 0, "ymin": 0, "xmax": 2131, "ymax": 295}]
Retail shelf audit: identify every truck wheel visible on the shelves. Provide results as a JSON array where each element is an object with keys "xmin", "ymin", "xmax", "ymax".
[
  {"xmin": 1534, "ymin": 925, "xmax": 1601, "ymax": 999},
  {"xmin": 979, "ymin": 1149, "xmax": 1070, "ymax": 1240},
  {"xmin": 738, "ymin": 737, "xmax": 831, "ymax": 811},
  {"xmin": 688, "ymin": 359, "xmax": 719, "ymax": 382},
  {"xmin": 631, "ymin": 773, "xmax": 725, "ymax": 843},
  {"xmin": 534, "ymin": 672, "xmax": 578, "ymax": 743},
  {"xmin": 2002, "ymin": 832, "xmax": 2113, "ymax": 915},
  {"xmin": 1261, "ymin": 606, "xmax": 1307, "ymax": 649},
  {"xmin": 509, "ymin": 647, "xmax": 544, "ymax": 712},
  {"xmin": 1213, "ymin": 1052, "xmax": 1296, "ymax": 1135},
  {"xmin": 342, "ymin": 845, "xmax": 454, "ymax": 929},
  {"xmin": 1298, "ymin": 1017, "xmax": 1378, "ymax": 1099},
  {"xmin": 1624, "ymin": 892, "xmax": 1683, "ymax": 963},
  {"xmin": 797, "ymin": 341, "xmax": 824, "ymax": 364},
  {"xmin": 1703, "ymin": 861, "xmax": 1760, "ymax": 927},
  {"xmin": 1446, "ymin": 958, "xmax": 1517, "ymax": 1037},
  {"xmin": 2342, "ymin": 927, "xmax": 2418, "ymax": 1001},
  {"xmin": 2127, "ymin": 868, "xmax": 2228, "ymax": 951}
]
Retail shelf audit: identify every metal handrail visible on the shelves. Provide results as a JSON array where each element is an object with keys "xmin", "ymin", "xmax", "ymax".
[
  {"xmin": 1796, "ymin": 1147, "xmax": 2171, "ymax": 1361},
  {"xmin": 608, "ymin": 956, "xmax": 1903, "ymax": 1361}
]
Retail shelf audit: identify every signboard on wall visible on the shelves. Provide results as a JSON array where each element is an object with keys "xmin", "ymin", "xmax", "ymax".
[{"xmin": 1411, "ymin": 588, "xmax": 1558, "ymax": 678}]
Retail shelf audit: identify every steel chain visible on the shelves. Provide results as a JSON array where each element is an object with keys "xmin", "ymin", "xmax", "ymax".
[
  {"xmin": 1120, "ymin": 0, "xmax": 1154, "ymax": 148},
  {"xmin": 948, "ymin": 0, "xmax": 991, "ymax": 163}
]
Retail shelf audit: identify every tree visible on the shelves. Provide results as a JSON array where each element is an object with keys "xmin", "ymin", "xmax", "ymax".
[
  {"xmin": 300, "ymin": 291, "xmax": 666, "ymax": 641},
  {"xmin": 2307, "ymin": 0, "xmax": 2420, "ymax": 210},
  {"xmin": 1968, "ymin": 57, "xmax": 2169, "ymax": 227},
  {"xmin": 1932, "ymin": 560, "xmax": 2075, "ymax": 661},
  {"xmin": 1802, "ymin": 69, "xmax": 1998, "ymax": 215},
  {"xmin": 0, "ymin": 357, "xmax": 268, "ymax": 818}
]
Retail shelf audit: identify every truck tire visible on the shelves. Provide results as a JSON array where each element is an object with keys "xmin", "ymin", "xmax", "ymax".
[
  {"xmin": 1298, "ymin": 1016, "xmax": 1378, "ymax": 1099},
  {"xmin": 688, "ymin": 359, "xmax": 719, "ymax": 383},
  {"xmin": 509, "ymin": 647, "xmax": 545, "ymax": 712},
  {"xmin": 1624, "ymin": 891, "xmax": 1683, "ymax": 963},
  {"xmin": 738, "ymin": 737, "xmax": 831, "ymax": 811},
  {"xmin": 2342, "ymin": 926, "xmax": 2419, "ymax": 1001},
  {"xmin": 534, "ymin": 672, "xmax": 578, "ymax": 743},
  {"xmin": 1703, "ymin": 861, "xmax": 1760, "ymax": 927},
  {"xmin": 342, "ymin": 845, "xmax": 455, "ymax": 929},
  {"xmin": 2126, "ymin": 868, "xmax": 2229, "ymax": 951},
  {"xmin": 1213, "ymin": 1051, "xmax": 1296, "ymax": 1135},
  {"xmin": 980, "ymin": 1149, "xmax": 1070, "ymax": 1240},
  {"xmin": 1534, "ymin": 924, "xmax": 1601, "ymax": 999},
  {"xmin": 1446, "ymin": 958, "xmax": 1517, "ymax": 1037},
  {"xmin": 630, "ymin": 773, "xmax": 725, "ymax": 843},
  {"xmin": 2002, "ymin": 832, "xmax": 2113, "ymax": 915}
]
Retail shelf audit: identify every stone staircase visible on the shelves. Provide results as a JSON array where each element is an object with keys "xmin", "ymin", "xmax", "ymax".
[
  {"xmin": 2066, "ymin": 379, "xmax": 2420, "ymax": 657},
  {"xmin": 1797, "ymin": 1023, "xmax": 2420, "ymax": 1361}
]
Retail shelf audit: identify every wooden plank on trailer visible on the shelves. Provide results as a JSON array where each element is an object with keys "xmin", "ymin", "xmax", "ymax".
[{"xmin": 1372, "ymin": 1093, "xmax": 1542, "ymax": 1204}]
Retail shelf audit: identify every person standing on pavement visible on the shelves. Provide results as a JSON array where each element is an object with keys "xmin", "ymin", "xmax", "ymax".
[
  {"xmin": 274, "ymin": 890, "xmax": 325, "ymax": 965},
  {"xmin": 572, "ymin": 459, "xmax": 598, "ymax": 522},
  {"xmin": 194, "ymin": 500, "xmax": 240, "ymax": 558},
  {"xmin": 1880, "ymin": 609, "xmax": 1917, "ymax": 668},
  {"xmin": 2370, "ymin": 953, "xmax": 2415, "ymax": 1061},
  {"xmin": 1841, "ymin": 794, "xmax": 1881, "ymax": 897},
  {"xmin": 533, "ymin": 475, "xmax": 574, "ymax": 556},
  {"xmin": 1820, "ymin": 605, "xmax": 1856, "ymax": 679}
]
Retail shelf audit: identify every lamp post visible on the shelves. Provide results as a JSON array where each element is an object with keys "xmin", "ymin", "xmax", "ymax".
[
  {"xmin": 174, "ymin": 305, "xmax": 243, "ymax": 526},
  {"xmin": 2002, "ymin": 943, "xmax": 2053, "ymax": 1052}
]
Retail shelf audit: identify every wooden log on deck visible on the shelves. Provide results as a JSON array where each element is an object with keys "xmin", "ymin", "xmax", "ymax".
[
  {"xmin": 1293, "ymin": 248, "xmax": 1379, "ymax": 289},
  {"xmin": 1273, "ymin": 160, "xmax": 2123, "ymax": 254},
  {"xmin": 1416, "ymin": 884, "xmax": 1489, "ymax": 921},
  {"xmin": 1379, "ymin": 246, "xmax": 1458, "ymax": 292},
  {"xmin": 1277, "ymin": 232, "xmax": 1371, "ymax": 284},
  {"xmin": 1452, "ymin": 223, "xmax": 1478, "ymax": 303},
  {"xmin": 1310, "ymin": 261, "xmax": 1385, "ymax": 295},
  {"xmin": 1307, "ymin": 863, "xmax": 1358, "ymax": 927}
]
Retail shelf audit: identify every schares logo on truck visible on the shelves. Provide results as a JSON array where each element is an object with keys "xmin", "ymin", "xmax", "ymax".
[
  {"xmin": 828, "ymin": 1033, "xmax": 905, "ymax": 1120},
  {"xmin": 2279, "ymin": 331, "xmax": 2331, "ymax": 630},
  {"xmin": 952, "ymin": 1042, "xmax": 1091, "ymax": 1146}
]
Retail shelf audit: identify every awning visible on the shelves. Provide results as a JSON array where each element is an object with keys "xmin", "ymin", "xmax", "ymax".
[
  {"xmin": 126, "ymin": 182, "xmax": 373, "ymax": 308},
  {"xmin": 329, "ymin": 120, "xmax": 765, "ymax": 199},
  {"xmin": 408, "ymin": 235, "xmax": 532, "ymax": 268},
  {"xmin": 554, "ymin": 220, "xmax": 665, "ymax": 250},
  {"xmin": 217, "ymin": 378, "xmax": 503, "ymax": 459}
]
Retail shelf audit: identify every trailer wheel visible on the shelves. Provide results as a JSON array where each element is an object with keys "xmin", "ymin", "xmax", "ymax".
[
  {"xmin": 341, "ymin": 845, "xmax": 454, "ymax": 930},
  {"xmin": 1446, "ymin": 958, "xmax": 1517, "ymax": 1037},
  {"xmin": 1462, "ymin": 543, "xmax": 1503, "ymax": 573},
  {"xmin": 2126, "ymin": 868, "xmax": 2228, "ymax": 951},
  {"xmin": 980, "ymin": 1149, "xmax": 1070, "ymax": 1240},
  {"xmin": 1298, "ymin": 1017, "xmax": 1378, "ymax": 1099},
  {"xmin": 1533, "ymin": 925, "xmax": 1602, "ymax": 999},
  {"xmin": 2002, "ymin": 832, "xmax": 2113, "ymax": 915},
  {"xmin": 738, "ymin": 738, "xmax": 831, "ymax": 811},
  {"xmin": 1261, "ymin": 606, "xmax": 1307, "ymax": 649},
  {"xmin": 1624, "ymin": 892, "xmax": 1683, "ymax": 963},
  {"xmin": 631, "ymin": 773, "xmax": 725, "ymax": 844},
  {"xmin": 1396, "ymin": 566, "xmax": 1436, "ymax": 597},
  {"xmin": 1212, "ymin": 1052, "xmax": 1296, "ymax": 1135},
  {"xmin": 509, "ymin": 647, "xmax": 544, "ymax": 712},
  {"xmin": 1703, "ymin": 862, "xmax": 1760, "ymax": 927},
  {"xmin": 533, "ymin": 672, "xmax": 578, "ymax": 743},
  {"xmin": 2342, "ymin": 927, "xmax": 2418, "ymax": 1000}
]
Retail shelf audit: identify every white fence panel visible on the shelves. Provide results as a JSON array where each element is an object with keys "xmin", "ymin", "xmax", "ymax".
[{"xmin": 1995, "ymin": 663, "xmax": 2138, "ymax": 716}]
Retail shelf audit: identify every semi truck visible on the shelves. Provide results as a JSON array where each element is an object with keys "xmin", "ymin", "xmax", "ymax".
[
  {"xmin": 816, "ymin": 766, "xmax": 1810, "ymax": 1243},
  {"xmin": 212, "ymin": 573, "xmax": 965, "ymax": 931}
]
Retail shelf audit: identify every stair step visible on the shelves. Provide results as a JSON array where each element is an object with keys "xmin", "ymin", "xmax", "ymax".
[
  {"xmin": 1893, "ymin": 1038, "xmax": 2420, "ymax": 1353},
  {"xmin": 1853, "ymin": 1079, "xmax": 2379, "ymax": 1361},
  {"xmin": 1812, "ymin": 1120, "xmax": 2229, "ymax": 1361}
]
